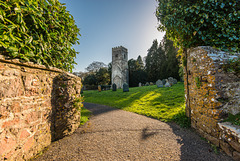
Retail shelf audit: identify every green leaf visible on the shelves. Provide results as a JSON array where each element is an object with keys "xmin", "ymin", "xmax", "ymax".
[{"xmin": 7, "ymin": 46, "xmax": 18, "ymax": 52}]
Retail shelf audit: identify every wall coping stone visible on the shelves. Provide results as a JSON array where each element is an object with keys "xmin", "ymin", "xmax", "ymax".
[
  {"xmin": 219, "ymin": 122, "xmax": 240, "ymax": 141},
  {"xmin": 0, "ymin": 55, "xmax": 77, "ymax": 79}
]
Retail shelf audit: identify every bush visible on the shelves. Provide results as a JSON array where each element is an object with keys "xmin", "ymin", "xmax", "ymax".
[
  {"xmin": 0, "ymin": 0, "xmax": 80, "ymax": 72},
  {"xmin": 156, "ymin": 0, "xmax": 240, "ymax": 52}
]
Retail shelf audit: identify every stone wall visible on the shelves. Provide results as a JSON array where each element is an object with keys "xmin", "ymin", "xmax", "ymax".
[
  {"xmin": 184, "ymin": 46, "xmax": 240, "ymax": 160},
  {"xmin": 0, "ymin": 56, "xmax": 82, "ymax": 160}
]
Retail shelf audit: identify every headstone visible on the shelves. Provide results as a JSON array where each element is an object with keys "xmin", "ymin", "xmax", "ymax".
[
  {"xmin": 168, "ymin": 77, "xmax": 174, "ymax": 86},
  {"xmin": 112, "ymin": 83, "xmax": 117, "ymax": 91},
  {"xmin": 173, "ymin": 78, "xmax": 178, "ymax": 84},
  {"xmin": 156, "ymin": 80, "xmax": 163, "ymax": 88},
  {"xmin": 98, "ymin": 85, "xmax": 101, "ymax": 92},
  {"xmin": 145, "ymin": 82, "xmax": 150, "ymax": 86},
  {"xmin": 165, "ymin": 81, "xmax": 171, "ymax": 87},
  {"xmin": 139, "ymin": 82, "xmax": 142, "ymax": 87},
  {"xmin": 150, "ymin": 82, "xmax": 154, "ymax": 86},
  {"xmin": 162, "ymin": 79, "xmax": 166, "ymax": 85},
  {"xmin": 123, "ymin": 83, "xmax": 129, "ymax": 92}
]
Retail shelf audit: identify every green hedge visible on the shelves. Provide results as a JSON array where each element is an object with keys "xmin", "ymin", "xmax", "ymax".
[
  {"xmin": 156, "ymin": 0, "xmax": 240, "ymax": 52},
  {"xmin": 0, "ymin": 0, "xmax": 80, "ymax": 72}
]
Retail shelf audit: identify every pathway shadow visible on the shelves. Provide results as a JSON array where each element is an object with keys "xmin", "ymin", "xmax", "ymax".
[
  {"xmin": 83, "ymin": 102, "xmax": 233, "ymax": 161},
  {"xmin": 83, "ymin": 102, "xmax": 119, "ymax": 116}
]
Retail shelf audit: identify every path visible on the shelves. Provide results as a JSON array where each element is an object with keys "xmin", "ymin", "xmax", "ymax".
[{"xmin": 35, "ymin": 103, "xmax": 233, "ymax": 161}]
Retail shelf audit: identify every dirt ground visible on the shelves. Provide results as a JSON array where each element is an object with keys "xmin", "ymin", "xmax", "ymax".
[{"xmin": 34, "ymin": 102, "xmax": 233, "ymax": 161}]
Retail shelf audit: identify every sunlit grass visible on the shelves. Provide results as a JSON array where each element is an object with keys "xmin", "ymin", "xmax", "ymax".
[
  {"xmin": 83, "ymin": 82, "xmax": 190, "ymax": 127},
  {"xmin": 80, "ymin": 106, "xmax": 91, "ymax": 125}
]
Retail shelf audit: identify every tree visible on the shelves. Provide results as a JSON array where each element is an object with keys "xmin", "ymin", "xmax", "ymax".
[
  {"xmin": 136, "ymin": 55, "xmax": 144, "ymax": 70},
  {"xmin": 95, "ymin": 67, "xmax": 110, "ymax": 85},
  {"xmin": 145, "ymin": 39, "xmax": 166, "ymax": 81},
  {"xmin": 85, "ymin": 61, "xmax": 107, "ymax": 73},
  {"xmin": 145, "ymin": 37, "xmax": 180, "ymax": 82},
  {"xmin": 0, "ymin": 0, "xmax": 80, "ymax": 72},
  {"xmin": 128, "ymin": 58, "xmax": 147, "ymax": 87},
  {"xmin": 108, "ymin": 62, "xmax": 112, "ymax": 84},
  {"xmin": 162, "ymin": 35, "xmax": 180, "ymax": 80},
  {"xmin": 156, "ymin": 0, "xmax": 240, "ymax": 52},
  {"xmin": 83, "ymin": 74, "xmax": 97, "ymax": 86}
]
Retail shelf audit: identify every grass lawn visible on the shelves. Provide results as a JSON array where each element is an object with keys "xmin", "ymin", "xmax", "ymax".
[{"xmin": 83, "ymin": 82, "xmax": 190, "ymax": 128}]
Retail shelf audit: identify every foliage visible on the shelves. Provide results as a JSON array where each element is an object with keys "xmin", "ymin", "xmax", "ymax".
[
  {"xmin": 107, "ymin": 62, "xmax": 112, "ymax": 84},
  {"xmin": 156, "ymin": 0, "xmax": 240, "ymax": 52},
  {"xmin": 145, "ymin": 39, "xmax": 163, "ymax": 81},
  {"xmin": 195, "ymin": 76, "xmax": 201, "ymax": 89},
  {"xmin": 0, "ymin": 0, "xmax": 80, "ymax": 72},
  {"xmin": 83, "ymin": 73, "xmax": 97, "ymax": 85},
  {"xmin": 85, "ymin": 61, "xmax": 107, "ymax": 73},
  {"xmin": 162, "ymin": 35, "xmax": 180, "ymax": 79},
  {"xmin": 73, "ymin": 96, "xmax": 83, "ymax": 111},
  {"xmin": 128, "ymin": 56, "xmax": 147, "ymax": 87},
  {"xmin": 95, "ymin": 67, "xmax": 110, "ymax": 85},
  {"xmin": 83, "ymin": 62, "xmax": 110, "ymax": 86},
  {"xmin": 83, "ymin": 82, "xmax": 190, "ymax": 127},
  {"xmin": 80, "ymin": 106, "xmax": 91, "ymax": 125},
  {"xmin": 224, "ymin": 113, "xmax": 240, "ymax": 126},
  {"xmin": 222, "ymin": 57, "xmax": 240, "ymax": 75},
  {"xmin": 145, "ymin": 37, "xmax": 180, "ymax": 82}
]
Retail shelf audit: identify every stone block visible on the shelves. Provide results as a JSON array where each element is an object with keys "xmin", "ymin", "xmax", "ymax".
[
  {"xmin": 19, "ymin": 130, "xmax": 30, "ymax": 140},
  {"xmin": 204, "ymin": 133, "xmax": 219, "ymax": 147},
  {"xmin": 10, "ymin": 102, "xmax": 21, "ymax": 113},
  {"xmin": 0, "ymin": 137, "xmax": 17, "ymax": 156},
  {"xmin": 229, "ymin": 140, "xmax": 240, "ymax": 153},
  {"xmin": 2, "ymin": 118, "xmax": 20, "ymax": 128},
  {"xmin": 23, "ymin": 137, "xmax": 34, "ymax": 152},
  {"xmin": 233, "ymin": 151, "xmax": 240, "ymax": 161}
]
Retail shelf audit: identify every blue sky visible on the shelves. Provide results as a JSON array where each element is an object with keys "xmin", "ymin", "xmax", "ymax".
[{"xmin": 58, "ymin": 0, "xmax": 165, "ymax": 72}]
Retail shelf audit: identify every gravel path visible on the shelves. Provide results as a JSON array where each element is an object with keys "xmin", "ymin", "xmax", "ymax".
[{"xmin": 35, "ymin": 102, "xmax": 233, "ymax": 161}]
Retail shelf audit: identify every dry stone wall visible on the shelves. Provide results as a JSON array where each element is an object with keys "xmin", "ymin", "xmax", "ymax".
[
  {"xmin": 0, "ymin": 56, "xmax": 82, "ymax": 160},
  {"xmin": 184, "ymin": 46, "xmax": 240, "ymax": 160}
]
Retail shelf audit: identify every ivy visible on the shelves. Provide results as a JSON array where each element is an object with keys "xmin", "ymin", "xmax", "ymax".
[
  {"xmin": 222, "ymin": 57, "xmax": 240, "ymax": 75},
  {"xmin": 156, "ymin": 0, "xmax": 240, "ymax": 53},
  {"xmin": 0, "ymin": 0, "xmax": 80, "ymax": 72}
]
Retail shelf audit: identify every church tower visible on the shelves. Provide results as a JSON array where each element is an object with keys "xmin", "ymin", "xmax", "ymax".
[{"xmin": 112, "ymin": 46, "xmax": 129, "ymax": 89}]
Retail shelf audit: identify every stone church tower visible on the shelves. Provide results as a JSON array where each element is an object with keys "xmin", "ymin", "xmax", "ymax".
[{"xmin": 112, "ymin": 46, "xmax": 129, "ymax": 88}]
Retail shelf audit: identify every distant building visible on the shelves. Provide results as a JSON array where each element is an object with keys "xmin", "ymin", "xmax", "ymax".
[{"xmin": 112, "ymin": 46, "xmax": 129, "ymax": 88}]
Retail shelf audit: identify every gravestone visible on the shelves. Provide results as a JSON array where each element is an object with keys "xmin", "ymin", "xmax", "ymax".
[
  {"xmin": 162, "ymin": 79, "xmax": 166, "ymax": 85},
  {"xmin": 98, "ymin": 85, "xmax": 101, "ymax": 92},
  {"xmin": 173, "ymin": 78, "xmax": 178, "ymax": 84},
  {"xmin": 112, "ymin": 83, "xmax": 117, "ymax": 91},
  {"xmin": 139, "ymin": 82, "xmax": 142, "ymax": 87},
  {"xmin": 156, "ymin": 80, "xmax": 163, "ymax": 88},
  {"xmin": 168, "ymin": 77, "xmax": 174, "ymax": 86},
  {"xmin": 123, "ymin": 83, "xmax": 129, "ymax": 92},
  {"xmin": 145, "ymin": 82, "xmax": 150, "ymax": 86},
  {"xmin": 165, "ymin": 81, "xmax": 171, "ymax": 87},
  {"xmin": 150, "ymin": 82, "xmax": 154, "ymax": 86}
]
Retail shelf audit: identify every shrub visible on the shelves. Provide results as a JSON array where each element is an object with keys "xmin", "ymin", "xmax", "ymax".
[
  {"xmin": 0, "ymin": 0, "xmax": 80, "ymax": 72},
  {"xmin": 156, "ymin": 0, "xmax": 240, "ymax": 52}
]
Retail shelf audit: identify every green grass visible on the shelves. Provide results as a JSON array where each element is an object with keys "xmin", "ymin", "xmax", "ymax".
[
  {"xmin": 80, "ymin": 106, "xmax": 91, "ymax": 125},
  {"xmin": 224, "ymin": 113, "xmax": 240, "ymax": 126},
  {"xmin": 83, "ymin": 82, "xmax": 190, "ymax": 128}
]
